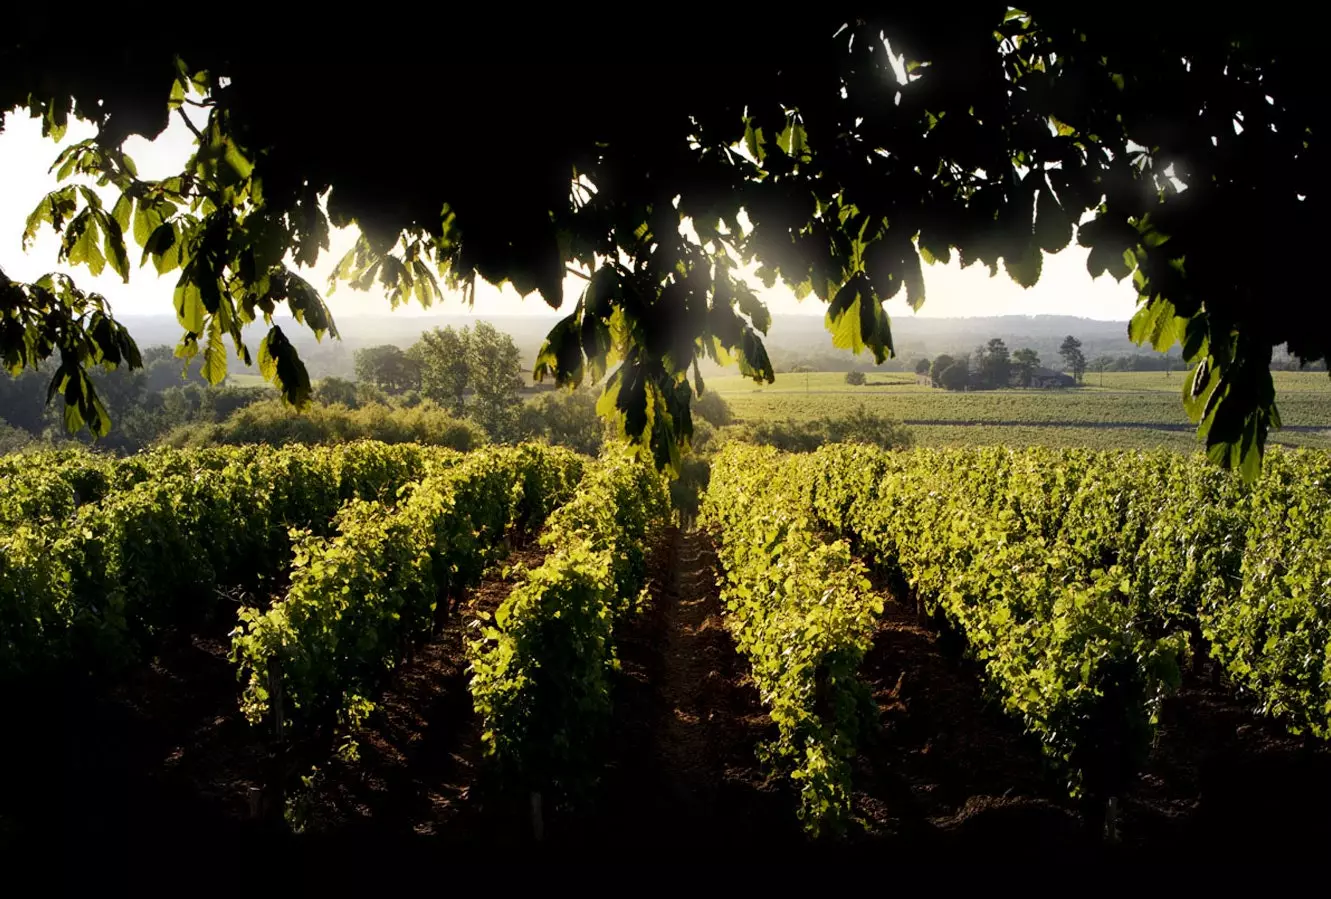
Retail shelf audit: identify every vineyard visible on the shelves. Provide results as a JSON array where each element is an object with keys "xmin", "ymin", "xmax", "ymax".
[
  {"xmin": 3, "ymin": 440, "xmax": 1331, "ymax": 859},
  {"xmin": 704, "ymin": 443, "xmax": 1331, "ymax": 837}
]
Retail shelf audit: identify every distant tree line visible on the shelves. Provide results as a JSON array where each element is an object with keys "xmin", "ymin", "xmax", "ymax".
[
  {"xmin": 915, "ymin": 335, "xmax": 1091, "ymax": 391},
  {"xmin": 0, "ymin": 322, "xmax": 617, "ymax": 459},
  {"xmin": 0, "ymin": 345, "xmax": 270, "ymax": 452}
]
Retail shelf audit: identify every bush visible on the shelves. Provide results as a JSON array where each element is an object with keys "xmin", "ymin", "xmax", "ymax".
[
  {"xmin": 518, "ymin": 389, "xmax": 606, "ymax": 456},
  {"xmin": 693, "ymin": 391, "xmax": 733, "ymax": 427},
  {"xmin": 844, "ymin": 370, "xmax": 867, "ymax": 386},
  {"xmin": 314, "ymin": 377, "xmax": 360, "ymax": 408},
  {"xmin": 0, "ymin": 422, "xmax": 37, "ymax": 454},
  {"xmin": 161, "ymin": 399, "xmax": 486, "ymax": 450},
  {"xmin": 747, "ymin": 405, "xmax": 912, "ymax": 453}
]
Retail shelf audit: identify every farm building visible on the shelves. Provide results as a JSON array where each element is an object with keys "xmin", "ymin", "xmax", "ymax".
[{"xmin": 1027, "ymin": 367, "xmax": 1076, "ymax": 388}]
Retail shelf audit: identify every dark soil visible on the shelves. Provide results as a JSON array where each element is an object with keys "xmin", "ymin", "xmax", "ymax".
[
  {"xmin": 0, "ymin": 628, "xmax": 262, "ymax": 863},
  {"xmin": 842, "ymin": 570, "xmax": 1331, "ymax": 857},
  {"xmin": 846, "ymin": 585, "xmax": 1086, "ymax": 852},
  {"xmin": 558, "ymin": 527, "xmax": 802, "ymax": 849},
  {"xmin": 292, "ymin": 541, "xmax": 552, "ymax": 845},
  {"xmin": 4, "ymin": 528, "xmax": 1330, "ymax": 866}
]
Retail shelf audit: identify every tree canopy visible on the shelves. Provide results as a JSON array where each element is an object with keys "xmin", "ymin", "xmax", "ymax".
[{"xmin": 1, "ymin": 8, "xmax": 1323, "ymax": 476}]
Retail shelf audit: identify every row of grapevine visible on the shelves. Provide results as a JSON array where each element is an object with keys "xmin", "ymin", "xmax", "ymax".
[
  {"xmin": 701, "ymin": 445, "xmax": 879, "ymax": 835},
  {"xmin": 802, "ymin": 445, "xmax": 1191, "ymax": 804},
  {"xmin": 801, "ymin": 443, "xmax": 1331, "ymax": 801},
  {"xmin": 468, "ymin": 449, "xmax": 668, "ymax": 796},
  {"xmin": 0, "ymin": 448, "xmax": 116, "ymax": 526},
  {"xmin": 1203, "ymin": 450, "xmax": 1331, "ymax": 737},
  {"xmin": 0, "ymin": 442, "xmax": 456, "ymax": 679},
  {"xmin": 704, "ymin": 442, "xmax": 1331, "ymax": 830},
  {"xmin": 232, "ymin": 444, "xmax": 586, "ymax": 743}
]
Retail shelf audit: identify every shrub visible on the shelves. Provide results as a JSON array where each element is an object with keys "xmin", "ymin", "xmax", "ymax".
[
  {"xmin": 844, "ymin": 370, "xmax": 867, "ymax": 386},
  {"xmin": 693, "ymin": 391, "xmax": 733, "ymax": 427},
  {"xmin": 161, "ymin": 399, "xmax": 486, "ymax": 450},
  {"xmin": 517, "ymin": 389, "xmax": 606, "ymax": 456},
  {"xmin": 314, "ymin": 377, "xmax": 360, "ymax": 408},
  {"xmin": 747, "ymin": 405, "xmax": 912, "ymax": 453}
]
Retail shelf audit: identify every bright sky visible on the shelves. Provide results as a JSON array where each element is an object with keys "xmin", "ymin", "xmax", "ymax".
[{"xmin": 0, "ymin": 110, "xmax": 1137, "ymax": 322}]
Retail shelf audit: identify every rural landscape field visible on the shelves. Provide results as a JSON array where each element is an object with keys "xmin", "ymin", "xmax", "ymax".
[
  {"xmin": 3, "ymin": 7, "xmax": 1329, "ymax": 871},
  {"xmin": 709, "ymin": 370, "xmax": 1331, "ymax": 451}
]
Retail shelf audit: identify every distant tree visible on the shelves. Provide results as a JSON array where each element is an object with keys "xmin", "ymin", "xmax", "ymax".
[
  {"xmin": 1059, "ymin": 335, "xmax": 1087, "ymax": 384},
  {"xmin": 939, "ymin": 361, "xmax": 970, "ymax": 392},
  {"xmin": 693, "ymin": 391, "xmax": 733, "ymax": 427},
  {"xmin": 929, "ymin": 354, "xmax": 956, "ymax": 389},
  {"xmin": 408, "ymin": 326, "xmax": 471, "ymax": 414},
  {"xmin": 914, "ymin": 358, "xmax": 931, "ymax": 375},
  {"xmin": 1011, "ymin": 348, "xmax": 1041, "ymax": 387},
  {"xmin": 844, "ymin": 370, "xmax": 867, "ymax": 386},
  {"xmin": 669, "ymin": 457, "xmax": 712, "ymax": 528},
  {"xmin": 976, "ymin": 338, "xmax": 1011, "ymax": 388},
  {"xmin": 467, "ymin": 322, "xmax": 525, "ymax": 440},
  {"xmin": 354, "ymin": 345, "xmax": 420, "ymax": 394},
  {"xmin": 314, "ymin": 377, "xmax": 360, "ymax": 407}
]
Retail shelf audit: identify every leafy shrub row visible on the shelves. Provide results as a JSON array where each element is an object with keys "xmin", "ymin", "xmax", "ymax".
[
  {"xmin": 468, "ymin": 448, "xmax": 667, "ymax": 795},
  {"xmin": 803, "ymin": 444, "xmax": 1331, "ymax": 802},
  {"xmin": 0, "ymin": 442, "xmax": 453, "ymax": 678},
  {"xmin": 702, "ymin": 444, "xmax": 879, "ymax": 834},
  {"xmin": 233, "ymin": 444, "xmax": 586, "ymax": 741}
]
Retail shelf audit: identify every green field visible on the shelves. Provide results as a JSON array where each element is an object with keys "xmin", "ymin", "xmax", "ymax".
[{"xmin": 707, "ymin": 370, "xmax": 1331, "ymax": 451}]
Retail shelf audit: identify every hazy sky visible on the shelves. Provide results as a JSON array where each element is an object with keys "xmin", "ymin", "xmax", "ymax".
[{"xmin": 0, "ymin": 110, "xmax": 1137, "ymax": 321}]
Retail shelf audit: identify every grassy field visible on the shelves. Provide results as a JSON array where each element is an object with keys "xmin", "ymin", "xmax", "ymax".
[
  {"xmin": 708, "ymin": 369, "xmax": 1331, "ymax": 451},
  {"xmin": 224, "ymin": 372, "xmax": 272, "ymax": 389}
]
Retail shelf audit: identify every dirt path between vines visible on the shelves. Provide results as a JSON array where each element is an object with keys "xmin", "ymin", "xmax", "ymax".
[
  {"xmin": 299, "ymin": 541, "xmax": 551, "ymax": 846},
  {"xmin": 561, "ymin": 527, "xmax": 799, "ymax": 848}
]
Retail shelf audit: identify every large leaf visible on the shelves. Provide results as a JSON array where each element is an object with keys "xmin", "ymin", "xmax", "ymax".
[
  {"xmin": 258, "ymin": 326, "xmax": 312, "ymax": 406},
  {"xmin": 1034, "ymin": 187, "xmax": 1073, "ymax": 254},
  {"xmin": 824, "ymin": 273, "xmax": 893, "ymax": 363},
  {"xmin": 534, "ymin": 311, "xmax": 583, "ymax": 386},
  {"xmin": 1128, "ymin": 298, "xmax": 1181, "ymax": 352}
]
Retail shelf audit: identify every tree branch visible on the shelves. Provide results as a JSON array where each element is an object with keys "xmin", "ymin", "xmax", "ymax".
[{"xmin": 175, "ymin": 106, "xmax": 204, "ymax": 142}]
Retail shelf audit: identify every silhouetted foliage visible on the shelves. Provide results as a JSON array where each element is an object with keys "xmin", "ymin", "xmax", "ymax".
[{"xmin": 3, "ymin": 9, "xmax": 1323, "ymax": 476}]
